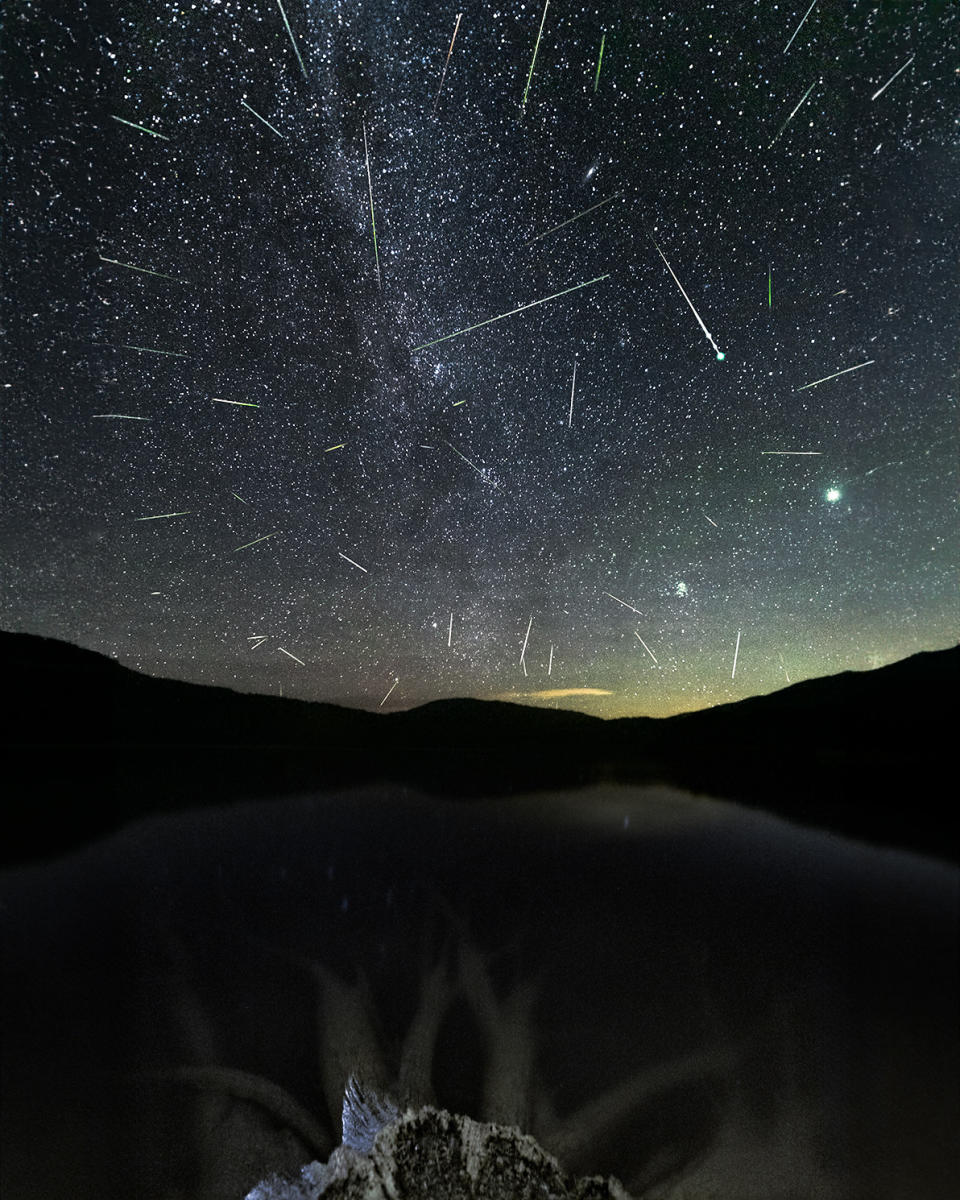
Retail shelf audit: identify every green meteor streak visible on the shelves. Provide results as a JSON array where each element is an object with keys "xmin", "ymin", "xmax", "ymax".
[
  {"xmin": 275, "ymin": 0, "xmax": 309, "ymax": 80},
  {"xmin": 232, "ymin": 531, "xmax": 279, "ymax": 553},
  {"xmin": 522, "ymin": 0, "xmax": 550, "ymax": 110},
  {"xmin": 110, "ymin": 114, "xmax": 169, "ymax": 140},
  {"xmin": 362, "ymin": 121, "xmax": 382, "ymax": 290},
  {"xmin": 122, "ymin": 344, "xmax": 189, "ymax": 357},
  {"xmin": 525, "ymin": 192, "xmax": 623, "ymax": 246},
  {"xmin": 240, "ymin": 98, "xmax": 285, "ymax": 138},
  {"xmin": 97, "ymin": 253, "xmax": 183, "ymax": 282},
  {"xmin": 594, "ymin": 33, "xmax": 605, "ymax": 93},
  {"xmin": 135, "ymin": 511, "xmax": 193, "ymax": 521},
  {"xmin": 412, "ymin": 273, "xmax": 609, "ymax": 352},
  {"xmin": 768, "ymin": 265, "xmax": 772, "ymax": 308}
]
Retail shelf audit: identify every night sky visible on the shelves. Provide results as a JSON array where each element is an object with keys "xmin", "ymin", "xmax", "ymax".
[{"xmin": 3, "ymin": 0, "xmax": 957, "ymax": 718}]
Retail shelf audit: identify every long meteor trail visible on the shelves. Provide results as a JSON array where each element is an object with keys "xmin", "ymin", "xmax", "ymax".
[
  {"xmin": 521, "ymin": 0, "xmax": 550, "ymax": 111},
  {"xmin": 433, "ymin": 12, "xmax": 463, "ymax": 112},
  {"xmin": 110, "ymin": 114, "xmax": 169, "ymax": 140},
  {"xmin": 871, "ymin": 54, "xmax": 915, "ymax": 102},
  {"xmin": 650, "ymin": 239, "xmax": 725, "ymax": 360},
  {"xmin": 97, "ymin": 253, "xmax": 183, "ymax": 282},
  {"xmin": 412, "ymin": 274, "xmax": 608, "ymax": 351},
  {"xmin": 276, "ymin": 0, "xmax": 309, "ymax": 79},
  {"xmin": 783, "ymin": 0, "xmax": 818, "ymax": 54},
  {"xmin": 524, "ymin": 192, "xmax": 623, "ymax": 246},
  {"xmin": 796, "ymin": 359, "xmax": 874, "ymax": 391},
  {"xmin": 240, "ymin": 98, "xmax": 285, "ymax": 138},
  {"xmin": 362, "ymin": 120, "xmax": 382, "ymax": 290},
  {"xmin": 769, "ymin": 78, "xmax": 818, "ymax": 147}
]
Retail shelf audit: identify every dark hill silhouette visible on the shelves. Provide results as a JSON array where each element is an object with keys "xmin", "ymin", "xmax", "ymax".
[{"xmin": 2, "ymin": 630, "xmax": 956, "ymax": 865}]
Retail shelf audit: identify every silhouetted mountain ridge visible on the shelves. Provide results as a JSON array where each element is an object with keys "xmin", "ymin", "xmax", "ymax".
[{"xmin": 2, "ymin": 630, "xmax": 956, "ymax": 865}]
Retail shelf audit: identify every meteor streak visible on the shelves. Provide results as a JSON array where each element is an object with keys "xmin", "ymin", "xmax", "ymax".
[
  {"xmin": 704, "ymin": 513, "xmax": 719, "ymax": 527},
  {"xmin": 92, "ymin": 413, "xmax": 150, "ymax": 420},
  {"xmin": 231, "ymin": 492, "xmax": 248, "ymax": 504},
  {"xmin": 122, "ymin": 344, "xmax": 189, "ymax": 357},
  {"xmin": 650, "ymin": 239, "xmax": 725, "ymax": 360},
  {"xmin": 548, "ymin": 644, "xmax": 554, "ymax": 675},
  {"xmin": 604, "ymin": 591, "xmax": 643, "ymax": 616},
  {"xmin": 769, "ymin": 78, "xmax": 818, "ymax": 148},
  {"xmin": 594, "ymin": 33, "xmax": 605, "ymax": 92},
  {"xmin": 380, "ymin": 677, "xmax": 399, "ymax": 707},
  {"xmin": 240, "ymin": 98, "xmax": 285, "ymax": 138},
  {"xmin": 796, "ymin": 359, "xmax": 874, "ymax": 390},
  {"xmin": 568, "ymin": 357, "xmax": 577, "ymax": 427},
  {"xmin": 275, "ymin": 0, "xmax": 309, "ymax": 80},
  {"xmin": 433, "ymin": 12, "xmax": 463, "ymax": 112},
  {"xmin": 325, "ymin": 443, "xmax": 345, "ymax": 451},
  {"xmin": 871, "ymin": 54, "xmax": 915, "ymax": 102},
  {"xmin": 362, "ymin": 120, "xmax": 382, "ymax": 290},
  {"xmin": 110, "ymin": 114, "xmax": 169, "ymax": 140},
  {"xmin": 412, "ymin": 274, "xmax": 608, "ymax": 351},
  {"xmin": 339, "ymin": 551, "xmax": 368, "ymax": 573},
  {"xmin": 278, "ymin": 647, "xmax": 305, "ymax": 666},
  {"xmin": 783, "ymin": 0, "xmax": 818, "ymax": 54},
  {"xmin": 521, "ymin": 0, "xmax": 550, "ymax": 111},
  {"xmin": 524, "ymin": 193, "xmax": 623, "ymax": 246},
  {"xmin": 731, "ymin": 630, "xmax": 741, "ymax": 680},
  {"xmin": 762, "ymin": 450, "xmax": 823, "ymax": 455},
  {"xmin": 448, "ymin": 612, "xmax": 454, "ymax": 647},
  {"xmin": 97, "ymin": 253, "xmax": 183, "ymax": 282},
  {"xmin": 634, "ymin": 631, "xmax": 658, "ymax": 664},
  {"xmin": 768, "ymin": 264, "xmax": 772, "ymax": 308},
  {"xmin": 232, "ymin": 532, "xmax": 278, "ymax": 552},
  {"xmin": 135, "ymin": 511, "xmax": 192, "ymax": 521},
  {"xmin": 213, "ymin": 397, "xmax": 259, "ymax": 407},
  {"xmin": 443, "ymin": 438, "xmax": 499, "ymax": 487},
  {"xmin": 519, "ymin": 614, "xmax": 533, "ymax": 669}
]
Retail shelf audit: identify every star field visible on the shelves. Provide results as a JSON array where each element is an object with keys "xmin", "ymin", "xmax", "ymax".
[{"xmin": 2, "ymin": 0, "xmax": 957, "ymax": 717}]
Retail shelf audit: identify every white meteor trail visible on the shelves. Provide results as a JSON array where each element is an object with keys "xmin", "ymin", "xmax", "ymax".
[
  {"xmin": 92, "ymin": 413, "xmax": 150, "ymax": 420},
  {"xmin": 796, "ymin": 359, "xmax": 874, "ymax": 390},
  {"xmin": 761, "ymin": 450, "xmax": 823, "ymax": 455},
  {"xmin": 704, "ymin": 513, "xmax": 719, "ymax": 527},
  {"xmin": 362, "ymin": 120, "xmax": 382, "ymax": 290},
  {"xmin": 380, "ymin": 677, "xmax": 399, "ymax": 707},
  {"xmin": 433, "ymin": 12, "xmax": 463, "ymax": 112},
  {"xmin": 568, "ymin": 357, "xmax": 577, "ymax": 427},
  {"xmin": 448, "ymin": 612, "xmax": 454, "ymax": 647},
  {"xmin": 783, "ymin": 0, "xmax": 818, "ymax": 54},
  {"xmin": 634, "ymin": 632, "xmax": 658, "ymax": 664},
  {"xmin": 604, "ymin": 591, "xmax": 643, "ymax": 616},
  {"xmin": 443, "ymin": 439, "xmax": 500, "ymax": 489},
  {"xmin": 213, "ymin": 397, "xmax": 259, "ymax": 407},
  {"xmin": 278, "ymin": 647, "xmax": 305, "ymax": 666},
  {"xmin": 731, "ymin": 630, "xmax": 741, "ymax": 679},
  {"xmin": 338, "ymin": 552, "xmax": 368, "ymax": 573},
  {"xmin": 769, "ymin": 78, "xmax": 818, "ymax": 147},
  {"xmin": 275, "ymin": 0, "xmax": 309, "ymax": 80},
  {"xmin": 525, "ymin": 192, "xmax": 623, "ymax": 247},
  {"xmin": 548, "ymin": 644, "xmax": 554, "ymax": 675},
  {"xmin": 519, "ymin": 614, "xmax": 533, "ymax": 669},
  {"xmin": 240, "ymin": 98, "xmax": 285, "ymax": 138},
  {"xmin": 650, "ymin": 239, "xmax": 725, "ymax": 360},
  {"xmin": 97, "ymin": 253, "xmax": 183, "ymax": 282},
  {"xmin": 871, "ymin": 54, "xmax": 915, "ymax": 102}
]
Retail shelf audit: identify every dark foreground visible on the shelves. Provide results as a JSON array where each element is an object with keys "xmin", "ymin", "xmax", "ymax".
[{"xmin": 2, "ymin": 784, "xmax": 957, "ymax": 1199}]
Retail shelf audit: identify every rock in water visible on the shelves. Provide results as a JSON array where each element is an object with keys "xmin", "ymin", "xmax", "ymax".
[{"xmin": 246, "ymin": 1102, "xmax": 632, "ymax": 1200}]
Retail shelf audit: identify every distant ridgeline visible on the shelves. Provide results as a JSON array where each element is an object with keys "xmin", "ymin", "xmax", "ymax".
[{"xmin": 2, "ymin": 630, "xmax": 957, "ymax": 865}]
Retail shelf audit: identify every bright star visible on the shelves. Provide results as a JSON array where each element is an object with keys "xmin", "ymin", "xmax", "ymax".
[{"xmin": 825, "ymin": 487, "xmax": 841, "ymax": 503}]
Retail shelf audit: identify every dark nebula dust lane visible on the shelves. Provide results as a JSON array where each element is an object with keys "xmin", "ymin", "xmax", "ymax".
[{"xmin": 3, "ymin": 0, "xmax": 958, "ymax": 716}]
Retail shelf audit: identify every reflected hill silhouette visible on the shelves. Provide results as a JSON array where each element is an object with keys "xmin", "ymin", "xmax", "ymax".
[{"xmin": 2, "ymin": 630, "xmax": 956, "ymax": 865}]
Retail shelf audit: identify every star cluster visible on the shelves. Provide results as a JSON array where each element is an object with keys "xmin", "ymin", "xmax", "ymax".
[{"xmin": 2, "ymin": 0, "xmax": 957, "ymax": 717}]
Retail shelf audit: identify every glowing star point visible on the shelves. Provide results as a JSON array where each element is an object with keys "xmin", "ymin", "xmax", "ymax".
[
  {"xmin": 413, "ymin": 275, "xmax": 609, "ymax": 351},
  {"xmin": 825, "ymin": 487, "xmax": 842, "ymax": 503},
  {"xmin": 650, "ymin": 238, "xmax": 724, "ymax": 361},
  {"xmin": 521, "ymin": 0, "xmax": 550, "ymax": 111},
  {"xmin": 275, "ymin": 0, "xmax": 309, "ymax": 80}
]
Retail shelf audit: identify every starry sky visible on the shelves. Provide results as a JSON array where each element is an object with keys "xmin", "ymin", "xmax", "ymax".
[{"xmin": 2, "ymin": 0, "xmax": 957, "ymax": 718}]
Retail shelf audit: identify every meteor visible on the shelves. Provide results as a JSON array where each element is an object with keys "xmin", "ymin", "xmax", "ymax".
[
  {"xmin": 240, "ymin": 98, "xmax": 285, "ymax": 138},
  {"xmin": 603, "ymin": 592, "xmax": 643, "ymax": 617},
  {"xmin": 443, "ymin": 438, "xmax": 499, "ymax": 488},
  {"xmin": 110, "ymin": 114, "xmax": 169, "ymax": 140},
  {"xmin": 433, "ymin": 12, "xmax": 463, "ymax": 112},
  {"xmin": 232, "ymin": 532, "xmax": 278, "ymax": 552},
  {"xmin": 634, "ymin": 632, "xmax": 658, "ymax": 665},
  {"xmin": 650, "ymin": 238, "xmax": 725, "ymax": 360},
  {"xmin": 275, "ymin": 0, "xmax": 309, "ymax": 80},
  {"xmin": 762, "ymin": 450, "xmax": 823, "ymax": 455},
  {"xmin": 519, "ymin": 614, "xmax": 533, "ymax": 670},
  {"xmin": 524, "ymin": 192, "xmax": 623, "ymax": 246},
  {"xmin": 380, "ymin": 677, "xmax": 399, "ymax": 707},
  {"xmin": 92, "ymin": 413, "xmax": 150, "ymax": 420},
  {"xmin": 135, "ymin": 511, "xmax": 192, "ymax": 520},
  {"xmin": 783, "ymin": 0, "xmax": 818, "ymax": 54},
  {"xmin": 213, "ymin": 397, "xmax": 259, "ymax": 407},
  {"xmin": 521, "ymin": 0, "xmax": 550, "ymax": 110},
  {"xmin": 362, "ymin": 120, "xmax": 382, "ymax": 290},
  {"xmin": 769, "ymin": 78, "xmax": 818, "ymax": 148},
  {"xmin": 339, "ymin": 551, "xmax": 368, "ymax": 573},
  {"xmin": 796, "ymin": 359, "xmax": 874, "ymax": 390},
  {"xmin": 568, "ymin": 357, "xmax": 577, "ymax": 427},
  {"xmin": 122, "ymin": 343, "xmax": 189, "ymax": 357},
  {"xmin": 871, "ymin": 54, "xmax": 915, "ymax": 102},
  {"xmin": 731, "ymin": 630, "xmax": 741, "ymax": 680},
  {"xmin": 412, "ymin": 274, "xmax": 609, "ymax": 351},
  {"xmin": 97, "ymin": 253, "xmax": 183, "ymax": 282},
  {"xmin": 278, "ymin": 647, "xmax": 305, "ymax": 666},
  {"xmin": 594, "ymin": 33, "xmax": 605, "ymax": 92}
]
